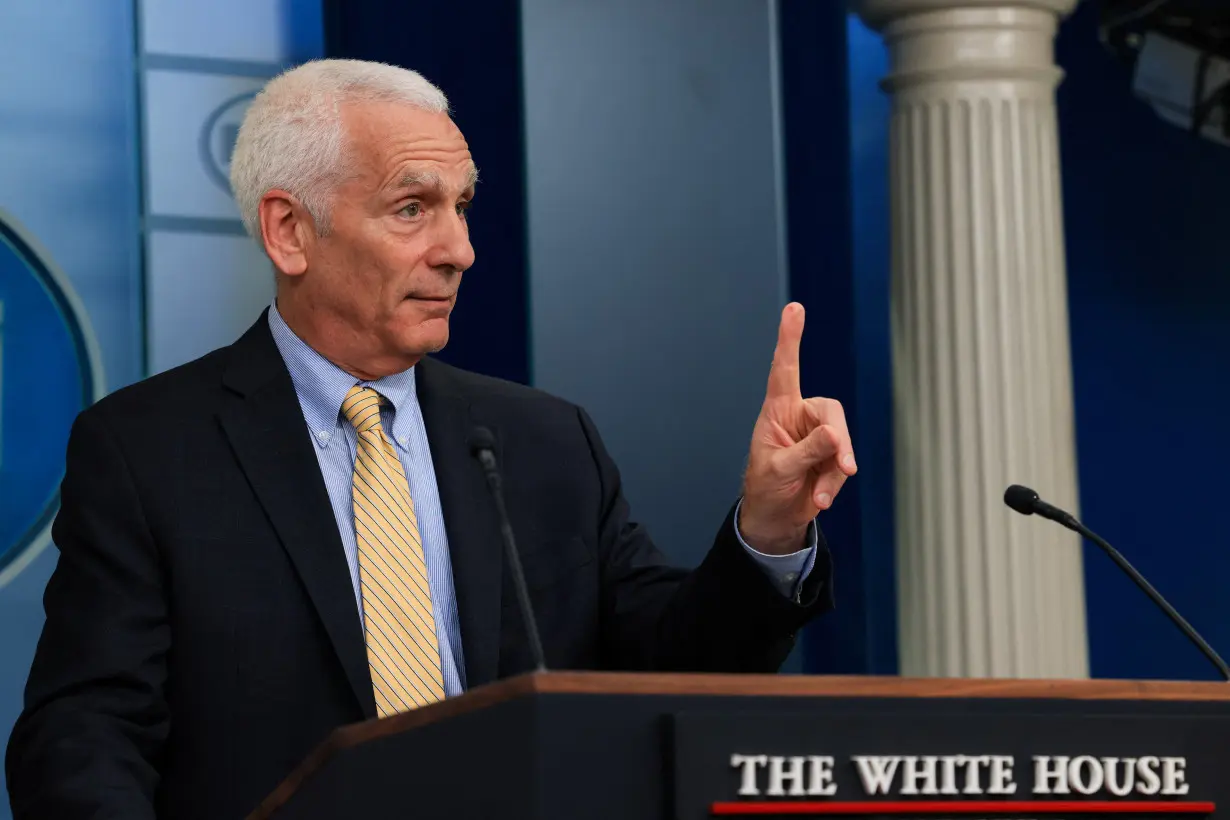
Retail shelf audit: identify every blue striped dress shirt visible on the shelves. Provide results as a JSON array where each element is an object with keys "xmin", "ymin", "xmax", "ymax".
[{"xmin": 268, "ymin": 302, "xmax": 814, "ymax": 698}]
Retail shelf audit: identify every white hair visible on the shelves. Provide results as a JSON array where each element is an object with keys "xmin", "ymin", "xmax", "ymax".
[{"xmin": 229, "ymin": 58, "xmax": 449, "ymax": 240}]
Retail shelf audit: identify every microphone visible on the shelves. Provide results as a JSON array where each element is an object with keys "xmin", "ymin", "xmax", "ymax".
[
  {"xmin": 1004, "ymin": 484, "xmax": 1077, "ymax": 527},
  {"xmin": 1004, "ymin": 484, "xmax": 1230, "ymax": 681},
  {"xmin": 468, "ymin": 427, "xmax": 547, "ymax": 673}
]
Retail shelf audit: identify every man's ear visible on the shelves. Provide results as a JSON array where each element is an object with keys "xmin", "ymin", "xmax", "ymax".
[{"xmin": 258, "ymin": 189, "xmax": 315, "ymax": 276}]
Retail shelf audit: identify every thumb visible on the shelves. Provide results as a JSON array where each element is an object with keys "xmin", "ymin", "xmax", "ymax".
[{"xmin": 775, "ymin": 425, "xmax": 839, "ymax": 477}]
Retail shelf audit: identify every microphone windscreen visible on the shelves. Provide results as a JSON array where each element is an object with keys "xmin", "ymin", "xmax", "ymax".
[
  {"xmin": 1004, "ymin": 484, "xmax": 1040, "ymax": 516},
  {"xmin": 468, "ymin": 426, "xmax": 497, "ymax": 456}
]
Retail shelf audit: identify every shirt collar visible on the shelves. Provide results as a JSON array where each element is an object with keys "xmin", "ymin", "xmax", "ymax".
[{"xmin": 267, "ymin": 302, "xmax": 418, "ymax": 450}]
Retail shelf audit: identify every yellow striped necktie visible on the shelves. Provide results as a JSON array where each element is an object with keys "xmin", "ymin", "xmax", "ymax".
[{"xmin": 341, "ymin": 385, "xmax": 446, "ymax": 716}]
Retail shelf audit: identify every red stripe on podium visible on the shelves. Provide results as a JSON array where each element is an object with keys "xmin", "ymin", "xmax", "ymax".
[{"xmin": 710, "ymin": 801, "xmax": 1217, "ymax": 815}]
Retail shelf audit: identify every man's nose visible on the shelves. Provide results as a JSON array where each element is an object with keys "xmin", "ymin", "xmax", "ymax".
[{"xmin": 427, "ymin": 210, "xmax": 476, "ymax": 273}]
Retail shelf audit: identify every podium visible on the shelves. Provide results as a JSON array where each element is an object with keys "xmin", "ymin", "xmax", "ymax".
[{"xmin": 249, "ymin": 672, "xmax": 1230, "ymax": 820}]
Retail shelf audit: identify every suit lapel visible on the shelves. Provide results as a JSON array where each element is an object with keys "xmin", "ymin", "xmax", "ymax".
[
  {"xmin": 217, "ymin": 314, "xmax": 377, "ymax": 718},
  {"xmin": 415, "ymin": 357, "xmax": 505, "ymax": 688}
]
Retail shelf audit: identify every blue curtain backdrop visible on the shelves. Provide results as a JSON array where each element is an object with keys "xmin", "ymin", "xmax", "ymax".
[
  {"xmin": 778, "ymin": 0, "xmax": 897, "ymax": 675},
  {"xmin": 1057, "ymin": 2, "xmax": 1230, "ymax": 680}
]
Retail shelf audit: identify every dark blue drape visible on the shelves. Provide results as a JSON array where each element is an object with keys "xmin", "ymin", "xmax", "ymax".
[
  {"xmin": 778, "ymin": 1, "xmax": 897, "ymax": 674},
  {"xmin": 324, "ymin": 0, "xmax": 531, "ymax": 384}
]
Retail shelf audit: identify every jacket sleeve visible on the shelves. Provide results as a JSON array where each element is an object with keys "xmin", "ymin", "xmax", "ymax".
[
  {"xmin": 6, "ymin": 410, "xmax": 168, "ymax": 820},
  {"xmin": 580, "ymin": 407, "xmax": 834, "ymax": 673}
]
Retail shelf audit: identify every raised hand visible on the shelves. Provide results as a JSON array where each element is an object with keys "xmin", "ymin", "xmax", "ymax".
[{"xmin": 739, "ymin": 303, "xmax": 857, "ymax": 555}]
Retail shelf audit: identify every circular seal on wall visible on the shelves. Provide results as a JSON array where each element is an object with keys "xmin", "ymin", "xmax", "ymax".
[
  {"xmin": 0, "ymin": 209, "xmax": 104, "ymax": 586},
  {"xmin": 200, "ymin": 90, "xmax": 257, "ymax": 194}
]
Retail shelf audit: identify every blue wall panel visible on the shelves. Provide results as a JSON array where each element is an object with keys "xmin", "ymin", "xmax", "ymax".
[
  {"xmin": 138, "ymin": 0, "xmax": 324, "ymax": 374},
  {"xmin": 0, "ymin": 4, "xmax": 144, "ymax": 816},
  {"xmin": 522, "ymin": 0, "xmax": 789, "ymax": 574}
]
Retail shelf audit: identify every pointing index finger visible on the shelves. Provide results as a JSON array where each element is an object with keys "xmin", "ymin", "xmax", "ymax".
[{"xmin": 766, "ymin": 302, "xmax": 804, "ymax": 400}]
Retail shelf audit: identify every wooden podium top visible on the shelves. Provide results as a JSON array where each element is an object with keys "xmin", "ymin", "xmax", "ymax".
[
  {"xmin": 346, "ymin": 671, "xmax": 1230, "ymax": 745},
  {"xmin": 250, "ymin": 672, "xmax": 1230, "ymax": 819}
]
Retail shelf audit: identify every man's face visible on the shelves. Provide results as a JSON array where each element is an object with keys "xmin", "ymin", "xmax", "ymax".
[{"xmin": 299, "ymin": 101, "xmax": 476, "ymax": 370}]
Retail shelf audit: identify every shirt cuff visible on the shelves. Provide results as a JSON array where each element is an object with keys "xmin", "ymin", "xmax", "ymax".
[{"xmin": 734, "ymin": 498, "xmax": 818, "ymax": 601}]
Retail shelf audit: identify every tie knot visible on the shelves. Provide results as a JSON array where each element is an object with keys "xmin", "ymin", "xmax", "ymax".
[{"xmin": 341, "ymin": 386, "xmax": 385, "ymax": 434}]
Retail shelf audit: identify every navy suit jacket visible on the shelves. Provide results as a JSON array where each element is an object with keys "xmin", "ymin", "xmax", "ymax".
[{"xmin": 6, "ymin": 313, "xmax": 834, "ymax": 819}]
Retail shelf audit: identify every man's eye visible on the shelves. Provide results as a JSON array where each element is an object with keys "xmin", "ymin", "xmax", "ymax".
[
  {"xmin": 399, "ymin": 202, "xmax": 422, "ymax": 218},
  {"xmin": 456, "ymin": 200, "xmax": 472, "ymax": 218}
]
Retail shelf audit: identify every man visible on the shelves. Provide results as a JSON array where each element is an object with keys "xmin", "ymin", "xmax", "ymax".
[{"xmin": 6, "ymin": 59, "xmax": 855, "ymax": 819}]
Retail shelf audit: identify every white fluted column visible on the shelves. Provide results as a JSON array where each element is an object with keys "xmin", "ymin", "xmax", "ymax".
[{"xmin": 854, "ymin": 0, "xmax": 1088, "ymax": 678}]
